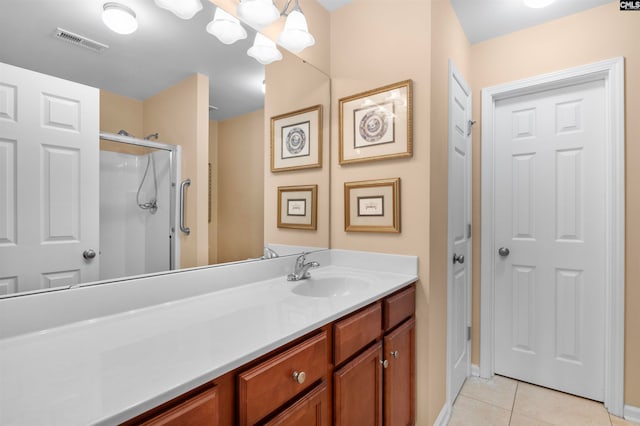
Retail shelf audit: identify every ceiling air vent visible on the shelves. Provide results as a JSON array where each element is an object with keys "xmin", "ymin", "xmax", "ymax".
[{"xmin": 54, "ymin": 28, "xmax": 109, "ymax": 53}]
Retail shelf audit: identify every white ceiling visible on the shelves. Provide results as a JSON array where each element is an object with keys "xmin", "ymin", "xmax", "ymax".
[
  {"xmin": 0, "ymin": 0, "xmax": 616, "ymax": 123},
  {"xmin": 450, "ymin": 0, "xmax": 615, "ymax": 44}
]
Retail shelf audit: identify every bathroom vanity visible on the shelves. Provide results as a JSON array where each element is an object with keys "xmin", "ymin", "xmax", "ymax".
[{"xmin": 0, "ymin": 250, "xmax": 417, "ymax": 425}]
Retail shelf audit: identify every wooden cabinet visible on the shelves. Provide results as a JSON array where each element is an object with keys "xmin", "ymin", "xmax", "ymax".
[
  {"xmin": 334, "ymin": 342, "xmax": 383, "ymax": 425},
  {"xmin": 384, "ymin": 318, "xmax": 416, "ymax": 426},
  {"xmin": 263, "ymin": 381, "xmax": 328, "ymax": 426},
  {"xmin": 333, "ymin": 285, "xmax": 416, "ymax": 426},
  {"xmin": 238, "ymin": 331, "xmax": 328, "ymax": 425},
  {"xmin": 136, "ymin": 386, "xmax": 219, "ymax": 426}
]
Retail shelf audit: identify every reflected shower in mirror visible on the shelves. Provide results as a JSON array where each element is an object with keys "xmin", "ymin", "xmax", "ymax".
[{"xmin": 0, "ymin": 0, "xmax": 330, "ymax": 297}]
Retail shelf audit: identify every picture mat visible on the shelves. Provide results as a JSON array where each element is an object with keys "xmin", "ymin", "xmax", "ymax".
[
  {"xmin": 348, "ymin": 186, "xmax": 394, "ymax": 227},
  {"xmin": 280, "ymin": 190, "xmax": 313, "ymax": 225}
]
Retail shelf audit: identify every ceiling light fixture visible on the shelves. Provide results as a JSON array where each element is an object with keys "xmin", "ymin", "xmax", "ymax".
[
  {"xmin": 237, "ymin": 0, "xmax": 280, "ymax": 28},
  {"xmin": 154, "ymin": 0, "xmax": 203, "ymax": 19},
  {"xmin": 102, "ymin": 3, "xmax": 138, "ymax": 35},
  {"xmin": 523, "ymin": 0, "xmax": 555, "ymax": 8},
  {"xmin": 206, "ymin": 7, "xmax": 247, "ymax": 45},
  {"xmin": 247, "ymin": 33, "xmax": 283, "ymax": 65}
]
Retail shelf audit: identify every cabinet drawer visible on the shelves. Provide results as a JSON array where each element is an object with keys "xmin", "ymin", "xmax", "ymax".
[
  {"xmin": 383, "ymin": 285, "xmax": 415, "ymax": 332},
  {"xmin": 238, "ymin": 331, "xmax": 328, "ymax": 425},
  {"xmin": 139, "ymin": 385, "xmax": 218, "ymax": 426},
  {"xmin": 263, "ymin": 381, "xmax": 328, "ymax": 426},
  {"xmin": 334, "ymin": 302, "xmax": 382, "ymax": 366}
]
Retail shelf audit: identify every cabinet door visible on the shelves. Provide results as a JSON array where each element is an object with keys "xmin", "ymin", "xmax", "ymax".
[
  {"xmin": 383, "ymin": 318, "xmax": 415, "ymax": 426},
  {"xmin": 264, "ymin": 381, "xmax": 328, "ymax": 426},
  {"xmin": 140, "ymin": 386, "xmax": 218, "ymax": 426},
  {"xmin": 333, "ymin": 342, "xmax": 383, "ymax": 426}
]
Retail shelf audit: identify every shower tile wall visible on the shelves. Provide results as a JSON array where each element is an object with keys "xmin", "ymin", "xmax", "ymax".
[{"xmin": 100, "ymin": 150, "xmax": 171, "ymax": 281}]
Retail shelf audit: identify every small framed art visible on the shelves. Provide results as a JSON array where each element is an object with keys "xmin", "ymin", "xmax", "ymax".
[
  {"xmin": 271, "ymin": 105, "xmax": 323, "ymax": 172},
  {"xmin": 339, "ymin": 80, "xmax": 412, "ymax": 164},
  {"xmin": 344, "ymin": 178, "xmax": 400, "ymax": 233},
  {"xmin": 278, "ymin": 185, "xmax": 318, "ymax": 230}
]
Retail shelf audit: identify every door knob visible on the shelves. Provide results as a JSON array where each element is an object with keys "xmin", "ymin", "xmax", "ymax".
[
  {"xmin": 498, "ymin": 247, "xmax": 510, "ymax": 257},
  {"xmin": 83, "ymin": 249, "xmax": 96, "ymax": 260},
  {"xmin": 453, "ymin": 253, "xmax": 465, "ymax": 264}
]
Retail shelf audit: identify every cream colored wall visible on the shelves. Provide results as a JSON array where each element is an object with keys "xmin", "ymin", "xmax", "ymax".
[
  {"xmin": 216, "ymin": 109, "xmax": 265, "ymax": 263},
  {"xmin": 329, "ymin": 0, "xmax": 439, "ymax": 423},
  {"xmin": 469, "ymin": 2, "xmax": 640, "ymax": 407},
  {"xmin": 143, "ymin": 74, "xmax": 210, "ymax": 269},
  {"xmin": 99, "ymin": 90, "xmax": 147, "ymax": 155},
  {"xmin": 209, "ymin": 120, "xmax": 219, "ymax": 265},
  {"xmin": 264, "ymin": 50, "xmax": 331, "ymax": 250}
]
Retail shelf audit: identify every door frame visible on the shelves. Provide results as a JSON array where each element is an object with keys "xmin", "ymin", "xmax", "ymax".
[
  {"xmin": 446, "ymin": 59, "xmax": 472, "ymax": 407},
  {"xmin": 479, "ymin": 57, "xmax": 625, "ymax": 415}
]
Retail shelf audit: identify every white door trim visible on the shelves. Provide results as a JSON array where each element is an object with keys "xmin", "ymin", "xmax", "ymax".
[
  {"xmin": 446, "ymin": 59, "xmax": 472, "ymax": 407},
  {"xmin": 480, "ymin": 57, "xmax": 625, "ymax": 416}
]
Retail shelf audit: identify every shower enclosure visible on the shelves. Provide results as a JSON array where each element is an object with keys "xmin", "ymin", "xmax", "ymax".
[{"xmin": 99, "ymin": 132, "xmax": 180, "ymax": 281}]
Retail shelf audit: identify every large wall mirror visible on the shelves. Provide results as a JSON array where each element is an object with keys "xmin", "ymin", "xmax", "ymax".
[{"xmin": 0, "ymin": 0, "xmax": 330, "ymax": 297}]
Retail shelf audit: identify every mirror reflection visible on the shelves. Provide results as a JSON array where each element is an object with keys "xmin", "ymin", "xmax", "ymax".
[{"xmin": 0, "ymin": 0, "xmax": 330, "ymax": 297}]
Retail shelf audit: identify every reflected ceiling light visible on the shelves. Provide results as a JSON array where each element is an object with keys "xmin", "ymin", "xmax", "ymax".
[
  {"xmin": 278, "ymin": 6, "xmax": 315, "ymax": 53},
  {"xmin": 523, "ymin": 0, "xmax": 555, "ymax": 8},
  {"xmin": 154, "ymin": 0, "xmax": 203, "ymax": 19},
  {"xmin": 237, "ymin": 0, "xmax": 280, "ymax": 28},
  {"xmin": 102, "ymin": 3, "xmax": 138, "ymax": 35},
  {"xmin": 247, "ymin": 33, "xmax": 282, "ymax": 65},
  {"xmin": 206, "ymin": 7, "xmax": 247, "ymax": 45}
]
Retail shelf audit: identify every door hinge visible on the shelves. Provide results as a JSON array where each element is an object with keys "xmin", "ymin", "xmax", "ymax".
[
  {"xmin": 467, "ymin": 223, "xmax": 472, "ymax": 239},
  {"xmin": 467, "ymin": 326, "xmax": 471, "ymax": 341}
]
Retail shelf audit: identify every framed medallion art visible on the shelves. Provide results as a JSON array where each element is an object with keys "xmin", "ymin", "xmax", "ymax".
[
  {"xmin": 278, "ymin": 185, "xmax": 318, "ymax": 230},
  {"xmin": 339, "ymin": 80, "xmax": 412, "ymax": 164},
  {"xmin": 271, "ymin": 105, "xmax": 323, "ymax": 172},
  {"xmin": 344, "ymin": 178, "xmax": 400, "ymax": 233}
]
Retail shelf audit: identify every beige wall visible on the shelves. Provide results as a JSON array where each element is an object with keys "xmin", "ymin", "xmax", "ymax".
[
  {"xmin": 469, "ymin": 2, "xmax": 640, "ymax": 407},
  {"xmin": 144, "ymin": 74, "xmax": 210, "ymax": 269},
  {"xmin": 329, "ymin": 0, "xmax": 438, "ymax": 423},
  {"xmin": 264, "ymin": 50, "xmax": 331, "ymax": 250},
  {"xmin": 214, "ymin": 109, "xmax": 265, "ymax": 263}
]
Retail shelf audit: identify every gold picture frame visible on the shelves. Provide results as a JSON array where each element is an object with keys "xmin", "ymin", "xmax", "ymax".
[
  {"xmin": 344, "ymin": 178, "xmax": 400, "ymax": 233},
  {"xmin": 339, "ymin": 80, "xmax": 413, "ymax": 165},
  {"xmin": 271, "ymin": 105, "xmax": 323, "ymax": 172},
  {"xmin": 278, "ymin": 185, "xmax": 318, "ymax": 230}
]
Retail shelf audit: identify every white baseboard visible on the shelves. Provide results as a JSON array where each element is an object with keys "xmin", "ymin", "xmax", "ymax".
[
  {"xmin": 433, "ymin": 402, "xmax": 451, "ymax": 426},
  {"xmin": 471, "ymin": 364, "xmax": 480, "ymax": 377},
  {"xmin": 624, "ymin": 405, "xmax": 640, "ymax": 423}
]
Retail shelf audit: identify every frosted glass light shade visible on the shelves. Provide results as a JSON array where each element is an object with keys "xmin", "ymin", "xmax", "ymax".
[
  {"xmin": 154, "ymin": 0, "xmax": 203, "ymax": 19},
  {"xmin": 237, "ymin": 0, "xmax": 280, "ymax": 28},
  {"xmin": 247, "ymin": 33, "xmax": 282, "ymax": 65},
  {"xmin": 277, "ymin": 10, "xmax": 315, "ymax": 53},
  {"xmin": 102, "ymin": 3, "xmax": 138, "ymax": 35},
  {"xmin": 206, "ymin": 8, "xmax": 247, "ymax": 45},
  {"xmin": 523, "ymin": 0, "xmax": 555, "ymax": 8}
]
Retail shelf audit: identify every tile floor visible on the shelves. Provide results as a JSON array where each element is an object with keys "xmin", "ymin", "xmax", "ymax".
[{"xmin": 449, "ymin": 375, "xmax": 639, "ymax": 426}]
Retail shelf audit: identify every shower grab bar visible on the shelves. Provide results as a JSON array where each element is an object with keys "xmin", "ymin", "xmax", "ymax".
[{"xmin": 179, "ymin": 178, "xmax": 191, "ymax": 235}]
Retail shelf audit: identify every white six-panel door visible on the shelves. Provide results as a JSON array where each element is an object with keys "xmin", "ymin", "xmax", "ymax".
[
  {"xmin": 493, "ymin": 79, "xmax": 606, "ymax": 401},
  {"xmin": 0, "ymin": 62, "xmax": 99, "ymax": 295},
  {"xmin": 447, "ymin": 61, "xmax": 472, "ymax": 403}
]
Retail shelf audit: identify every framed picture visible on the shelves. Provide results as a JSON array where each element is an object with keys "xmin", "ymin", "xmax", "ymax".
[
  {"xmin": 339, "ymin": 80, "xmax": 412, "ymax": 164},
  {"xmin": 344, "ymin": 178, "xmax": 400, "ymax": 233},
  {"xmin": 278, "ymin": 185, "xmax": 318, "ymax": 230},
  {"xmin": 271, "ymin": 105, "xmax": 323, "ymax": 172}
]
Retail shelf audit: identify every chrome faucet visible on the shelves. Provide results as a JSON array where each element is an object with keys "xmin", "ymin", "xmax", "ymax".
[
  {"xmin": 262, "ymin": 247, "xmax": 279, "ymax": 259},
  {"xmin": 287, "ymin": 253, "xmax": 320, "ymax": 281}
]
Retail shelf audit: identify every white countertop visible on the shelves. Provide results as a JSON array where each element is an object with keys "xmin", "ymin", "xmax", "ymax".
[{"xmin": 0, "ymin": 259, "xmax": 417, "ymax": 425}]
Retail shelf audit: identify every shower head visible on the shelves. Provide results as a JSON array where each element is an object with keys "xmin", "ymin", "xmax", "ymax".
[{"xmin": 144, "ymin": 133, "xmax": 159, "ymax": 140}]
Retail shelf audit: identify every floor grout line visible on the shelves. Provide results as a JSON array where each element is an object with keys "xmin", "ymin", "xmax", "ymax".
[{"xmin": 507, "ymin": 381, "xmax": 519, "ymax": 425}]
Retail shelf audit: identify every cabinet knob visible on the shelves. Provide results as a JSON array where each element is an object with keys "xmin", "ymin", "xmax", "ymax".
[
  {"xmin": 292, "ymin": 371, "xmax": 306, "ymax": 384},
  {"xmin": 380, "ymin": 359, "xmax": 389, "ymax": 369},
  {"xmin": 390, "ymin": 350, "xmax": 399, "ymax": 359}
]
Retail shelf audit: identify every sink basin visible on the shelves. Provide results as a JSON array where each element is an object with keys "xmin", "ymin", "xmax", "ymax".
[{"xmin": 291, "ymin": 276, "xmax": 369, "ymax": 298}]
